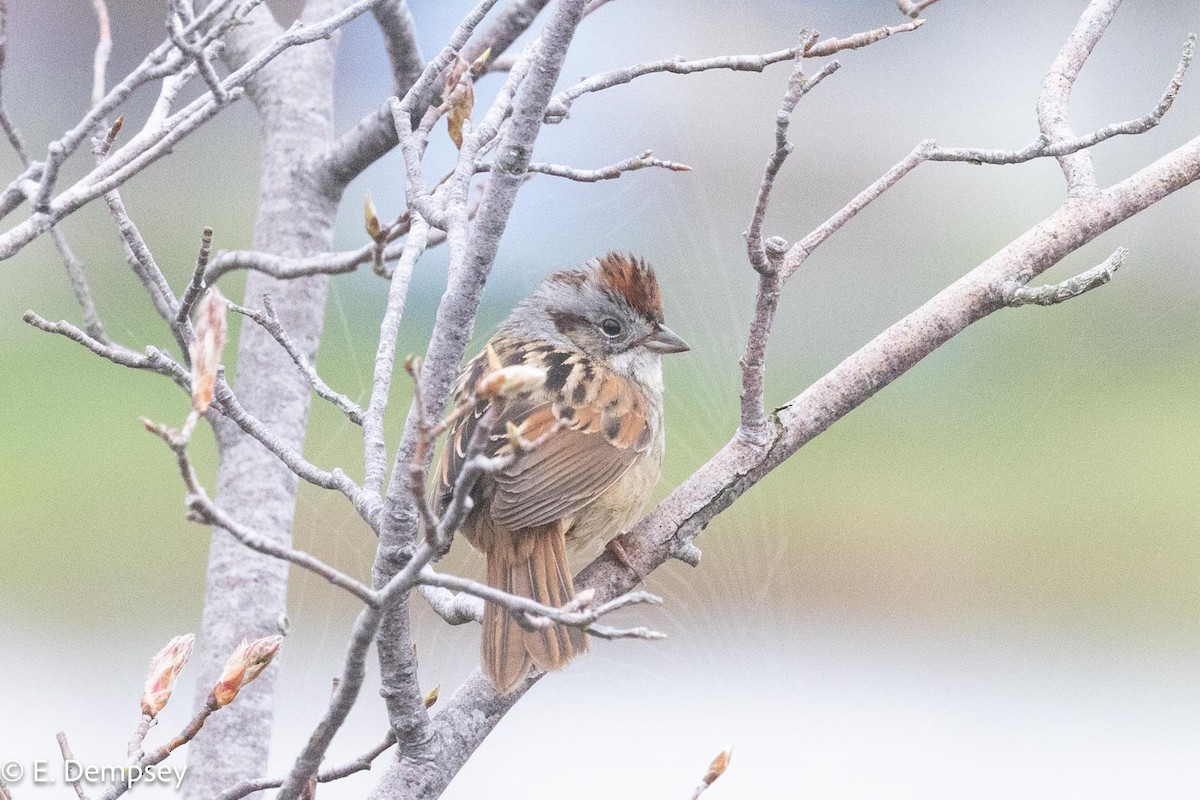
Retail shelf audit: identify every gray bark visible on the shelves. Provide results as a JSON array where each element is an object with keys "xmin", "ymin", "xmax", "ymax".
[{"xmin": 183, "ymin": 3, "xmax": 343, "ymax": 797}]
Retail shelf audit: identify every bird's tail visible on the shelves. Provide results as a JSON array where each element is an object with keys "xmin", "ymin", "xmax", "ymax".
[{"xmin": 482, "ymin": 523, "xmax": 588, "ymax": 694}]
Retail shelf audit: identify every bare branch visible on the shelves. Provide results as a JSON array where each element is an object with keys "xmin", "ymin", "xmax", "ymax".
[
  {"xmin": 0, "ymin": 1, "xmax": 28, "ymax": 164},
  {"xmin": 544, "ymin": 19, "xmax": 922, "ymax": 122},
  {"xmin": 745, "ymin": 40, "xmax": 835, "ymax": 274},
  {"xmin": 783, "ymin": 34, "xmax": 1195, "ymax": 278},
  {"xmin": 740, "ymin": 46, "xmax": 837, "ymax": 439},
  {"xmin": 175, "ymin": 226, "xmax": 214, "ymax": 328},
  {"xmin": 1036, "ymin": 0, "xmax": 1120, "ymax": 196},
  {"xmin": 581, "ymin": 0, "xmax": 615, "ymax": 17},
  {"xmin": 370, "ymin": 3, "xmax": 589, "ymax": 765},
  {"xmin": 21, "ymin": 307, "xmax": 379, "ymax": 528},
  {"xmin": 784, "ymin": 140, "xmax": 933, "ymax": 277},
  {"xmin": 420, "ymin": 569, "xmax": 665, "ymax": 639},
  {"xmin": 97, "ymin": 694, "xmax": 222, "ymax": 800},
  {"xmin": 92, "ymin": 124, "xmax": 184, "ymax": 341},
  {"xmin": 212, "ymin": 379, "xmax": 381, "ymax": 525},
  {"xmin": 463, "ymin": 0, "xmax": 549, "ymax": 67},
  {"xmin": 228, "ymin": 298, "xmax": 366, "ymax": 425},
  {"xmin": 270, "ymin": 537, "xmax": 445, "ymax": 800},
  {"xmin": 0, "ymin": 0, "xmax": 392, "ymax": 260},
  {"xmin": 56, "ymin": 732, "xmax": 87, "ymax": 800},
  {"xmin": 318, "ymin": 0, "xmax": 501, "ymax": 191},
  {"xmin": 1005, "ymin": 247, "xmax": 1127, "ymax": 307},
  {"xmin": 143, "ymin": 417, "xmax": 379, "ymax": 606},
  {"xmin": 372, "ymin": 0, "xmax": 424, "ymax": 96},
  {"xmin": 477, "ymin": 149, "xmax": 692, "ymax": 182},
  {"xmin": 367, "ymin": 3, "xmax": 1200, "ymax": 793},
  {"xmin": 90, "ymin": 0, "xmax": 112, "ymax": 109},
  {"xmin": 419, "ymin": 583, "xmax": 485, "ymax": 625},
  {"xmin": 22, "ymin": 311, "xmax": 188, "ymax": 386},
  {"xmin": 364, "ymin": 218, "xmax": 430, "ymax": 493},
  {"xmin": 269, "ymin": 383, "xmax": 508, "ymax": 800},
  {"xmin": 168, "ymin": 0, "xmax": 230, "ymax": 105},
  {"xmin": 0, "ymin": 3, "xmax": 108, "ymax": 343},
  {"xmin": 896, "ymin": 0, "xmax": 939, "ymax": 19},
  {"xmin": 213, "ymin": 732, "xmax": 396, "ymax": 800},
  {"xmin": 932, "ymin": 33, "xmax": 1195, "ymax": 166},
  {"xmin": 47, "ymin": 225, "xmax": 107, "ymax": 342}
]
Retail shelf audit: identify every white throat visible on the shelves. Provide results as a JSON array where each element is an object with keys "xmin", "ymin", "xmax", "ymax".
[{"xmin": 610, "ymin": 347, "xmax": 664, "ymax": 398}]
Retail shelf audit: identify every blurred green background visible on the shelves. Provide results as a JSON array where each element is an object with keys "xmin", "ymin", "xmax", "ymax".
[{"xmin": 2, "ymin": 1, "xmax": 1199, "ymax": 797}]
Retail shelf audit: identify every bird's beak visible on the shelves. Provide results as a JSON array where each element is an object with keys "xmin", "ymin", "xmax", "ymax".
[{"xmin": 642, "ymin": 324, "xmax": 690, "ymax": 354}]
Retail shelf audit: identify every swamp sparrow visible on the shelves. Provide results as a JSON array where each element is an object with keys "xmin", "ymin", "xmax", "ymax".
[{"xmin": 436, "ymin": 253, "xmax": 689, "ymax": 693}]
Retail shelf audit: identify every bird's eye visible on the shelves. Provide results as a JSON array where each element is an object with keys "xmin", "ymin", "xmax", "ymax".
[{"xmin": 599, "ymin": 318, "xmax": 622, "ymax": 337}]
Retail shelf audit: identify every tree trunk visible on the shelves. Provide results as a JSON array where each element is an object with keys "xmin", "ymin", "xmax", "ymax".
[{"xmin": 184, "ymin": 4, "xmax": 342, "ymax": 797}]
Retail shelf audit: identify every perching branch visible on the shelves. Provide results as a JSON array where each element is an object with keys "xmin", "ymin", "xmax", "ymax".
[{"xmin": 420, "ymin": 570, "xmax": 666, "ymax": 640}]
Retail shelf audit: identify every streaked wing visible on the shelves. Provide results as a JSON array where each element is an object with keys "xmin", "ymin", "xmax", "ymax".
[{"xmin": 436, "ymin": 340, "xmax": 652, "ymax": 530}]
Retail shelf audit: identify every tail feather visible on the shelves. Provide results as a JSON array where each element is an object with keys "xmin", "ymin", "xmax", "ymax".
[
  {"xmin": 482, "ymin": 523, "xmax": 588, "ymax": 693},
  {"xmin": 483, "ymin": 542, "xmax": 531, "ymax": 693}
]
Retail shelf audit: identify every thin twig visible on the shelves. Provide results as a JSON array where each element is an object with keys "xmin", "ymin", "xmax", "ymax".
[
  {"xmin": 96, "ymin": 696, "xmax": 221, "ymax": 800},
  {"xmin": 932, "ymin": 33, "xmax": 1195, "ymax": 166},
  {"xmin": 420, "ymin": 569, "xmax": 665, "ymax": 639},
  {"xmin": 213, "ymin": 732, "xmax": 397, "ymax": 800},
  {"xmin": 1004, "ymin": 247, "xmax": 1127, "ymax": 307},
  {"xmin": 90, "ymin": 0, "xmax": 112, "ymax": 108},
  {"xmin": 175, "ymin": 226, "xmax": 214, "ymax": 328},
  {"xmin": 740, "ymin": 39, "xmax": 836, "ymax": 440},
  {"xmin": 476, "ymin": 149, "xmax": 692, "ymax": 182},
  {"xmin": 212, "ymin": 378, "xmax": 381, "ymax": 524},
  {"xmin": 543, "ymin": 19, "xmax": 922, "ymax": 121},
  {"xmin": 48, "ymin": 225, "xmax": 108, "ymax": 342},
  {"xmin": 1036, "ymin": 0, "xmax": 1120, "ymax": 196},
  {"xmin": 22, "ymin": 311, "xmax": 188, "ymax": 385},
  {"xmin": 142, "ymin": 418, "xmax": 379, "ymax": 605},
  {"xmin": 23, "ymin": 309, "xmax": 380, "ymax": 525},
  {"xmin": 0, "ymin": 0, "xmax": 28, "ymax": 164},
  {"xmin": 56, "ymin": 732, "xmax": 87, "ymax": 800},
  {"xmin": 228, "ymin": 298, "xmax": 366, "ymax": 425},
  {"xmin": 745, "ymin": 37, "xmax": 833, "ymax": 274},
  {"xmin": 0, "ymin": 3, "xmax": 108, "ymax": 341},
  {"xmin": 363, "ymin": 217, "xmax": 430, "ymax": 492},
  {"xmin": 126, "ymin": 715, "xmax": 154, "ymax": 760},
  {"xmin": 896, "ymin": 0, "xmax": 939, "ymax": 19},
  {"xmin": 0, "ymin": 0, "xmax": 394, "ymax": 260},
  {"xmin": 167, "ymin": 0, "xmax": 229, "ymax": 104}
]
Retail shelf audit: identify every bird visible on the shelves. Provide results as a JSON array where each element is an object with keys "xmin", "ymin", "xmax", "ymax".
[{"xmin": 435, "ymin": 253, "xmax": 689, "ymax": 693}]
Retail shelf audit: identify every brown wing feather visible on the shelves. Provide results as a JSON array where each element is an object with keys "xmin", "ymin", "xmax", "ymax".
[{"xmin": 436, "ymin": 338, "xmax": 653, "ymax": 533}]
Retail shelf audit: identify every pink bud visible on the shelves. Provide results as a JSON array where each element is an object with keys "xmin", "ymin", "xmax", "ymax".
[
  {"xmin": 140, "ymin": 634, "xmax": 195, "ymax": 718},
  {"xmin": 212, "ymin": 635, "xmax": 283, "ymax": 707},
  {"xmin": 188, "ymin": 288, "xmax": 228, "ymax": 413}
]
